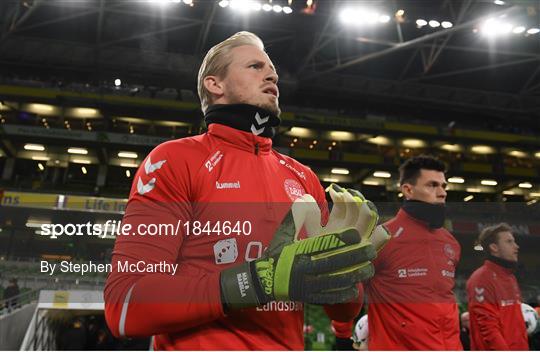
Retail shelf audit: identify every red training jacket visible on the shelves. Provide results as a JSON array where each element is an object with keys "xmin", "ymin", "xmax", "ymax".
[
  {"xmin": 364, "ymin": 209, "xmax": 463, "ymax": 350},
  {"xmin": 104, "ymin": 123, "xmax": 360, "ymax": 350},
  {"xmin": 466, "ymin": 259, "xmax": 528, "ymax": 350}
]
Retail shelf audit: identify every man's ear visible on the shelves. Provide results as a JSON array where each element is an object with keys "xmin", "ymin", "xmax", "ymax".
[
  {"xmin": 401, "ymin": 183, "xmax": 413, "ymax": 200},
  {"xmin": 488, "ymin": 242, "xmax": 498, "ymax": 255},
  {"xmin": 203, "ymin": 76, "xmax": 224, "ymax": 97}
]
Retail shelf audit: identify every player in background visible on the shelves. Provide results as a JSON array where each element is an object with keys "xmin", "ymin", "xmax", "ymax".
[{"xmin": 467, "ymin": 223, "xmax": 528, "ymax": 350}]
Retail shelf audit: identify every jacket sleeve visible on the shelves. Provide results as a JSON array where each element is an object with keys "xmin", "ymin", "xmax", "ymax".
[
  {"xmin": 467, "ymin": 278, "xmax": 509, "ymax": 350},
  {"xmin": 104, "ymin": 143, "xmax": 224, "ymax": 338}
]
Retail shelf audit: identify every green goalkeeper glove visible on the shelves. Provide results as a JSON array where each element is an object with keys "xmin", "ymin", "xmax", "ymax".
[{"xmin": 220, "ymin": 184, "xmax": 380, "ymax": 309}]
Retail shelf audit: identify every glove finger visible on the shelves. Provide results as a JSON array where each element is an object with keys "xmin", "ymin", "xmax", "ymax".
[
  {"xmin": 372, "ymin": 224, "xmax": 391, "ymax": 252},
  {"xmin": 304, "ymin": 286, "xmax": 359, "ymax": 305},
  {"xmin": 325, "ymin": 184, "xmax": 347, "ymax": 233},
  {"xmin": 304, "ymin": 241, "xmax": 376, "ymax": 274},
  {"xmin": 291, "ymin": 194, "xmax": 323, "ymax": 238},
  {"xmin": 266, "ymin": 209, "xmax": 297, "ymax": 257},
  {"xmin": 303, "ymin": 263, "xmax": 374, "ymax": 293},
  {"xmin": 347, "ymin": 189, "xmax": 379, "ymax": 241},
  {"xmin": 342, "ymin": 190, "xmax": 360, "ymax": 228}
]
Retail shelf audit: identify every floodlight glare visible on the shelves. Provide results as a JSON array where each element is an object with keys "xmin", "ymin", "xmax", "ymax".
[
  {"xmin": 114, "ymin": 79, "xmax": 122, "ymax": 87},
  {"xmin": 262, "ymin": 3, "xmax": 272, "ymax": 11},
  {"xmin": 273, "ymin": 5, "xmax": 282, "ymax": 13},
  {"xmin": 512, "ymin": 26, "xmax": 526, "ymax": 34},
  {"xmin": 218, "ymin": 0, "xmax": 229, "ymax": 7},
  {"xmin": 283, "ymin": 6, "xmax": 292, "ymax": 14},
  {"xmin": 441, "ymin": 21, "xmax": 453, "ymax": 28},
  {"xmin": 416, "ymin": 19, "xmax": 428, "ymax": 28},
  {"xmin": 527, "ymin": 28, "xmax": 540, "ymax": 35},
  {"xmin": 494, "ymin": 0, "xmax": 505, "ymax": 5},
  {"xmin": 429, "ymin": 20, "xmax": 440, "ymax": 28},
  {"xmin": 379, "ymin": 14, "xmax": 391, "ymax": 23},
  {"xmin": 251, "ymin": 2, "xmax": 262, "ymax": 11}
]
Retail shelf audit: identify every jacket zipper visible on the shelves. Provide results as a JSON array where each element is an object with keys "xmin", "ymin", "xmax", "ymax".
[{"xmin": 254, "ymin": 143, "xmax": 259, "ymax": 155}]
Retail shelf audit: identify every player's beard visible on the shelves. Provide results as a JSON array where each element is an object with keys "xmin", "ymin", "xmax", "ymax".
[{"xmin": 229, "ymin": 91, "xmax": 281, "ymax": 117}]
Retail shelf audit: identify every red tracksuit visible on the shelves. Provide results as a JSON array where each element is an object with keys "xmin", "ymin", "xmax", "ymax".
[
  {"xmin": 364, "ymin": 209, "xmax": 463, "ymax": 350},
  {"xmin": 466, "ymin": 259, "xmax": 528, "ymax": 350},
  {"xmin": 104, "ymin": 123, "xmax": 359, "ymax": 350}
]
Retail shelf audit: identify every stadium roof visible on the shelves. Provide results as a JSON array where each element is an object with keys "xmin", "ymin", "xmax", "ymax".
[{"xmin": 0, "ymin": 0, "xmax": 539, "ymax": 124}]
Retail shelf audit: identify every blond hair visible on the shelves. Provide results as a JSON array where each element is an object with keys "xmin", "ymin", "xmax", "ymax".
[{"xmin": 197, "ymin": 31, "xmax": 265, "ymax": 113}]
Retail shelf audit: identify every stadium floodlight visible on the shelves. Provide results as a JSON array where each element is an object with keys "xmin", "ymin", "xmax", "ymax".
[
  {"xmin": 512, "ymin": 26, "xmax": 526, "ymax": 34},
  {"xmin": 508, "ymin": 150, "xmax": 526, "ymax": 157},
  {"xmin": 402, "ymin": 139, "xmax": 426, "ymax": 148},
  {"xmin": 464, "ymin": 195, "xmax": 474, "ymax": 202},
  {"xmin": 373, "ymin": 171, "xmax": 391, "ymax": 178},
  {"xmin": 367, "ymin": 136, "xmax": 392, "ymax": 145},
  {"xmin": 72, "ymin": 159, "xmax": 91, "ymax": 164},
  {"xmin": 120, "ymin": 162, "xmax": 139, "ymax": 168},
  {"xmin": 530, "ymin": 192, "xmax": 540, "ymax": 197},
  {"xmin": 219, "ymin": 0, "xmax": 229, "ymax": 7},
  {"xmin": 323, "ymin": 177, "xmax": 339, "ymax": 183},
  {"xmin": 283, "ymin": 6, "xmax": 292, "ymax": 14},
  {"xmin": 481, "ymin": 179, "xmax": 498, "ymax": 186},
  {"xmin": 25, "ymin": 144, "xmax": 45, "ymax": 151},
  {"xmin": 251, "ymin": 2, "xmax": 262, "ymax": 11},
  {"xmin": 126, "ymin": 170, "xmax": 131, "ymax": 178},
  {"xmin": 471, "ymin": 145, "xmax": 495, "ymax": 154},
  {"xmin": 440, "ymin": 143, "xmax": 462, "ymax": 152},
  {"xmin": 339, "ymin": 8, "xmax": 389, "ymax": 26},
  {"xmin": 429, "ymin": 20, "xmax": 440, "ymax": 28},
  {"xmin": 31, "ymin": 156, "xmax": 50, "ymax": 161},
  {"xmin": 535, "ymin": 152, "xmax": 540, "ymax": 159},
  {"xmin": 38, "ymin": 163, "xmax": 45, "ymax": 171},
  {"xmin": 519, "ymin": 182, "xmax": 533, "ymax": 189},
  {"xmin": 81, "ymin": 166, "xmax": 88, "ymax": 175},
  {"xmin": 114, "ymin": 79, "xmax": 122, "ymax": 87},
  {"xmin": 68, "ymin": 148, "xmax": 88, "ymax": 155},
  {"xmin": 527, "ymin": 28, "xmax": 540, "ymax": 35},
  {"xmin": 363, "ymin": 180, "xmax": 381, "ymax": 186},
  {"xmin": 416, "ymin": 19, "xmax": 428, "ymax": 28},
  {"xmin": 272, "ymin": 5, "xmax": 282, "ymax": 13},
  {"xmin": 494, "ymin": 0, "xmax": 505, "ymax": 5},
  {"xmin": 331, "ymin": 168, "xmax": 350, "ymax": 175},
  {"xmin": 379, "ymin": 14, "xmax": 391, "ymax": 23},
  {"xmin": 118, "ymin": 151, "xmax": 138, "ymax": 159},
  {"xmin": 262, "ymin": 3, "xmax": 272, "ymax": 11},
  {"xmin": 441, "ymin": 21, "xmax": 453, "ymax": 28},
  {"xmin": 448, "ymin": 177, "xmax": 465, "ymax": 184},
  {"xmin": 182, "ymin": 0, "xmax": 193, "ymax": 4},
  {"xmin": 466, "ymin": 188, "xmax": 481, "ymax": 193},
  {"xmin": 480, "ymin": 18, "xmax": 513, "ymax": 36}
]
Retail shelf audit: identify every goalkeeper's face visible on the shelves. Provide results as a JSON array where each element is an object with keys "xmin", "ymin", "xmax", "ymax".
[
  {"xmin": 210, "ymin": 45, "xmax": 281, "ymax": 116},
  {"xmin": 402, "ymin": 169, "xmax": 447, "ymax": 204}
]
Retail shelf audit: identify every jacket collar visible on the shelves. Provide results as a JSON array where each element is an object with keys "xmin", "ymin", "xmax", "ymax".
[
  {"xmin": 484, "ymin": 258, "xmax": 515, "ymax": 275},
  {"xmin": 207, "ymin": 123, "xmax": 273, "ymax": 155}
]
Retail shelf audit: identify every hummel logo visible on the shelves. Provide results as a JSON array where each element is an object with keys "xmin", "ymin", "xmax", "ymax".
[
  {"xmin": 476, "ymin": 295, "xmax": 484, "ymax": 303},
  {"xmin": 250, "ymin": 112, "xmax": 270, "ymax": 136},
  {"xmin": 144, "ymin": 157, "xmax": 166, "ymax": 175},
  {"xmin": 137, "ymin": 177, "xmax": 156, "ymax": 195},
  {"xmin": 475, "ymin": 287, "xmax": 485, "ymax": 295},
  {"xmin": 254, "ymin": 112, "xmax": 269, "ymax": 125}
]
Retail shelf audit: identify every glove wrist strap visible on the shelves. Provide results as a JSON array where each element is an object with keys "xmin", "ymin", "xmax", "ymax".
[{"xmin": 220, "ymin": 262, "xmax": 264, "ymax": 309}]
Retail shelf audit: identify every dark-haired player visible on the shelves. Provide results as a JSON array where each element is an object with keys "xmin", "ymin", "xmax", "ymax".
[{"xmin": 362, "ymin": 155, "xmax": 463, "ymax": 350}]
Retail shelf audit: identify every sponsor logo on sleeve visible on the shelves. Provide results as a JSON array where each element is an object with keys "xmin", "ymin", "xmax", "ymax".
[{"xmin": 205, "ymin": 150, "xmax": 223, "ymax": 172}]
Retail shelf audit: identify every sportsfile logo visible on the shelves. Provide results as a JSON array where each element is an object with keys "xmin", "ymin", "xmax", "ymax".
[{"xmin": 237, "ymin": 272, "xmax": 250, "ymax": 297}]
